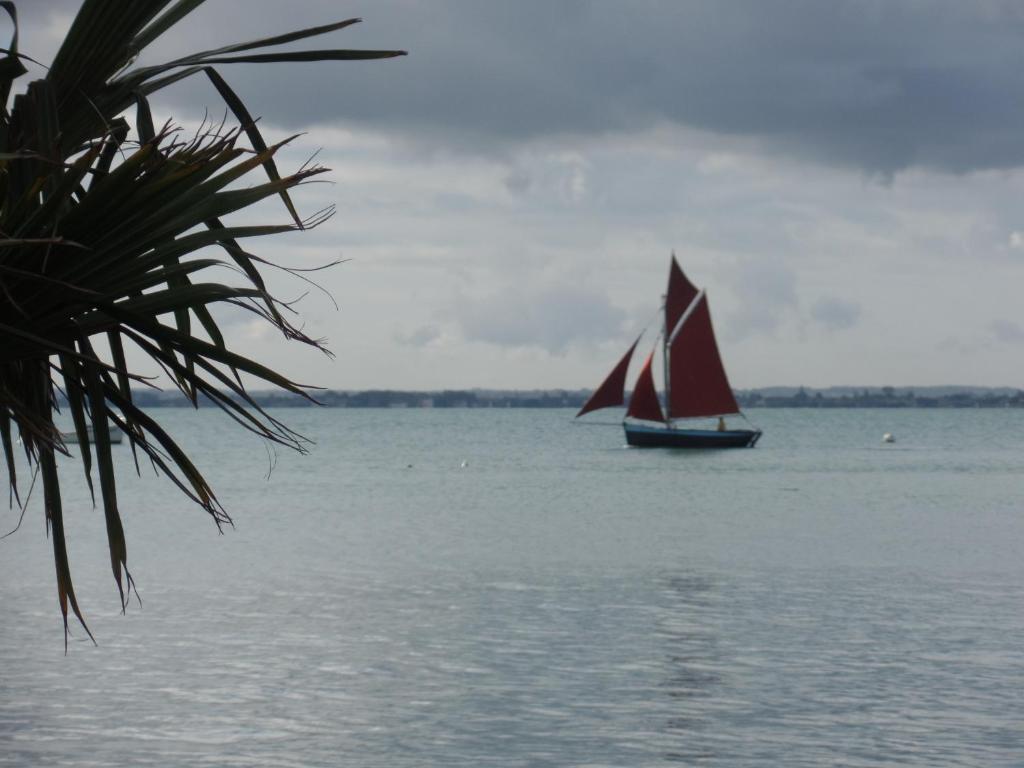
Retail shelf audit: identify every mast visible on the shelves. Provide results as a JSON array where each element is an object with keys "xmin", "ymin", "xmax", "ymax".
[
  {"xmin": 663, "ymin": 253, "xmax": 699, "ymax": 426},
  {"xmin": 662, "ymin": 292, "xmax": 670, "ymax": 426}
]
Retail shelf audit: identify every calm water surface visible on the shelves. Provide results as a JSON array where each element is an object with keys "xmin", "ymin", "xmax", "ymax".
[{"xmin": 2, "ymin": 408, "xmax": 1023, "ymax": 766}]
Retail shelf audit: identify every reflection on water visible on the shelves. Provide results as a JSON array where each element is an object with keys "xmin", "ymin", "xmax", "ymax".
[
  {"xmin": 655, "ymin": 573, "xmax": 720, "ymax": 765},
  {"xmin": 656, "ymin": 573, "xmax": 722, "ymax": 764},
  {"xmin": 660, "ymin": 574, "xmax": 721, "ymax": 700}
]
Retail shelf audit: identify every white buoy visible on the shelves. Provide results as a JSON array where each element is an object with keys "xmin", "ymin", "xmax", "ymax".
[
  {"xmin": 460, "ymin": 460, "xmax": 469, "ymax": 468},
  {"xmin": 882, "ymin": 433, "xmax": 895, "ymax": 443}
]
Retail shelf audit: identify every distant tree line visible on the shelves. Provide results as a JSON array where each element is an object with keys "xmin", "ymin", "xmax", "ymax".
[
  {"xmin": 737, "ymin": 386, "xmax": 1024, "ymax": 408},
  {"xmin": 123, "ymin": 386, "xmax": 1024, "ymax": 409}
]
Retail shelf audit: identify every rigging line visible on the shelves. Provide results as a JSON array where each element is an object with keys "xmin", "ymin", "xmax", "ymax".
[
  {"xmin": 615, "ymin": 306, "xmax": 663, "ymax": 361},
  {"xmin": 641, "ymin": 304, "xmax": 663, "ymax": 340},
  {"xmin": 607, "ymin": 300, "xmax": 664, "ymax": 360}
]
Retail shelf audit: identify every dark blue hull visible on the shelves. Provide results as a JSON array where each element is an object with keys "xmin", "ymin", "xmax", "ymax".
[{"xmin": 624, "ymin": 423, "xmax": 761, "ymax": 448}]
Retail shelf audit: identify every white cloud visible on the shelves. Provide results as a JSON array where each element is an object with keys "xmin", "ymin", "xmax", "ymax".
[
  {"xmin": 452, "ymin": 285, "xmax": 627, "ymax": 355},
  {"xmin": 227, "ymin": 122, "xmax": 1024, "ymax": 389},
  {"xmin": 396, "ymin": 325, "xmax": 443, "ymax": 348}
]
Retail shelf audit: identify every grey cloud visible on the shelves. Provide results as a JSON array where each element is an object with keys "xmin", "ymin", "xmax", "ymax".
[
  {"xmin": 937, "ymin": 335, "xmax": 981, "ymax": 357},
  {"xmin": 503, "ymin": 169, "xmax": 532, "ymax": 196},
  {"xmin": 991, "ymin": 319, "xmax": 1024, "ymax": 343},
  {"xmin": 811, "ymin": 297, "xmax": 862, "ymax": 331},
  {"xmin": 725, "ymin": 258, "xmax": 798, "ymax": 340},
  {"xmin": 49, "ymin": 0, "xmax": 1024, "ymax": 176},
  {"xmin": 453, "ymin": 285, "xmax": 626, "ymax": 354}
]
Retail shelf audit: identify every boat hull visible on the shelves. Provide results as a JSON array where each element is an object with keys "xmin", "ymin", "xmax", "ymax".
[
  {"xmin": 62, "ymin": 426, "xmax": 123, "ymax": 445},
  {"xmin": 624, "ymin": 423, "xmax": 761, "ymax": 448}
]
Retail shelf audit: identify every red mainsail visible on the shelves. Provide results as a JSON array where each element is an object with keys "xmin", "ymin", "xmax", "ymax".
[
  {"xmin": 665, "ymin": 256, "xmax": 699, "ymax": 340},
  {"xmin": 576, "ymin": 335, "xmax": 642, "ymax": 417},
  {"xmin": 626, "ymin": 349, "xmax": 665, "ymax": 422},
  {"xmin": 667, "ymin": 293, "xmax": 739, "ymax": 418}
]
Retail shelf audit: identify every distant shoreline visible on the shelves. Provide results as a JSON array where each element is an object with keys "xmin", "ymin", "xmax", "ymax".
[{"xmin": 126, "ymin": 386, "xmax": 1024, "ymax": 409}]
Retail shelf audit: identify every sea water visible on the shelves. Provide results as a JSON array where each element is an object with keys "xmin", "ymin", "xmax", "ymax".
[{"xmin": 1, "ymin": 408, "xmax": 1023, "ymax": 766}]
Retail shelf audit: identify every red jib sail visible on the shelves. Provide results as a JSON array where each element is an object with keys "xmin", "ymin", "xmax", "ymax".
[
  {"xmin": 667, "ymin": 293, "xmax": 739, "ymax": 418},
  {"xmin": 626, "ymin": 349, "xmax": 665, "ymax": 422},
  {"xmin": 576, "ymin": 334, "xmax": 642, "ymax": 417},
  {"xmin": 665, "ymin": 255, "xmax": 699, "ymax": 340}
]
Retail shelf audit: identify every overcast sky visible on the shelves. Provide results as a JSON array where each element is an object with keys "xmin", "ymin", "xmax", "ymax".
[{"xmin": 18, "ymin": 1, "xmax": 1024, "ymax": 389}]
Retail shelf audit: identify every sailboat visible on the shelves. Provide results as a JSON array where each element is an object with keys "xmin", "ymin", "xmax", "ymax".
[{"xmin": 577, "ymin": 255, "xmax": 761, "ymax": 448}]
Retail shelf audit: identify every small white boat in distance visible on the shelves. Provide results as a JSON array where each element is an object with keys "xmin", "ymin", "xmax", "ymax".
[
  {"xmin": 62, "ymin": 425, "xmax": 124, "ymax": 445},
  {"xmin": 882, "ymin": 432, "xmax": 895, "ymax": 443}
]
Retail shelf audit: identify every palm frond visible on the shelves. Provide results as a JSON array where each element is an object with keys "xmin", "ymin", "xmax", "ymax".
[{"xmin": 0, "ymin": 0, "xmax": 405, "ymax": 647}]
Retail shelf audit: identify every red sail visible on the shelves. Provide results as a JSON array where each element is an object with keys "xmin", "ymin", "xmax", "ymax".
[
  {"xmin": 667, "ymin": 294, "xmax": 739, "ymax": 418},
  {"xmin": 626, "ymin": 349, "xmax": 665, "ymax": 422},
  {"xmin": 666, "ymin": 255, "xmax": 699, "ymax": 340},
  {"xmin": 576, "ymin": 335, "xmax": 642, "ymax": 417}
]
